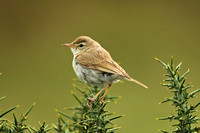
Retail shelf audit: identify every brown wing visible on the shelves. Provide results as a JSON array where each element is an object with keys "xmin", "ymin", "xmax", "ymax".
[{"xmin": 75, "ymin": 47, "xmax": 131, "ymax": 79}]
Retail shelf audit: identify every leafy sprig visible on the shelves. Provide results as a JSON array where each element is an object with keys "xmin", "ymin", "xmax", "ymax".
[
  {"xmin": 156, "ymin": 57, "xmax": 200, "ymax": 133},
  {"xmin": 0, "ymin": 97, "xmax": 51, "ymax": 133},
  {"xmin": 53, "ymin": 82, "xmax": 123, "ymax": 133}
]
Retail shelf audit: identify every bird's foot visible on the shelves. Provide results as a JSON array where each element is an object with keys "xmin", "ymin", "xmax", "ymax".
[
  {"xmin": 99, "ymin": 96, "xmax": 105, "ymax": 104},
  {"xmin": 87, "ymin": 97, "xmax": 95, "ymax": 109},
  {"xmin": 87, "ymin": 96, "xmax": 105, "ymax": 108}
]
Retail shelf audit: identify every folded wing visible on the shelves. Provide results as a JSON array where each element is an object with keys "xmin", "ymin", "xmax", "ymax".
[{"xmin": 75, "ymin": 46, "xmax": 131, "ymax": 79}]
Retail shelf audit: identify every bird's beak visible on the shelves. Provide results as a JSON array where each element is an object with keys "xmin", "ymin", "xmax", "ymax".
[{"xmin": 62, "ymin": 43, "xmax": 72, "ymax": 47}]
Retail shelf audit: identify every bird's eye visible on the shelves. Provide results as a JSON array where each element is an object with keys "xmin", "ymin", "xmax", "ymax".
[{"xmin": 79, "ymin": 44, "xmax": 84, "ymax": 47}]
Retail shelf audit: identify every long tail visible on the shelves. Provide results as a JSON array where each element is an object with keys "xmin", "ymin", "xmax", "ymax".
[{"xmin": 129, "ymin": 78, "xmax": 148, "ymax": 89}]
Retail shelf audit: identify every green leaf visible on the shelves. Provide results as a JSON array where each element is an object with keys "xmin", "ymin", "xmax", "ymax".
[
  {"xmin": 106, "ymin": 115, "xmax": 123, "ymax": 122},
  {"xmin": 57, "ymin": 111, "xmax": 75, "ymax": 122},
  {"xmin": 158, "ymin": 115, "xmax": 174, "ymax": 121},
  {"xmin": 160, "ymin": 130, "xmax": 169, "ymax": 133},
  {"xmin": 73, "ymin": 84, "xmax": 85, "ymax": 94},
  {"xmin": 13, "ymin": 113, "xmax": 18, "ymax": 126},
  {"xmin": 170, "ymin": 56, "xmax": 174, "ymax": 70},
  {"xmin": 0, "ymin": 96, "xmax": 5, "ymax": 102},
  {"xmin": 155, "ymin": 57, "xmax": 167, "ymax": 68},
  {"xmin": 188, "ymin": 89, "xmax": 200, "ymax": 98},
  {"xmin": 182, "ymin": 85, "xmax": 191, "ymax": 91},
  {"xmin": 24, "ymin": 102, "xmax": 36, "ymax": 117},
  {"xmin": 180, "ymin": 69, "xmax": 190, "ymax": 80},
  {"xmin": 0, "ymin": 105, "xmax": 19, "ymax": 118},
  {"xmin": 166, "ymin": 66, "xmax": 174, "ymax": 77},
  {"xmin": 174, "ymin": 62, "xmax": 182, "ymax": 75},
  {"xmin": 71, "ymin": 92, "xmax": 84, "ymax": 107},
  {"xmin": 193, "ymin": 102, "xmax": 200, "ymax": 109}
]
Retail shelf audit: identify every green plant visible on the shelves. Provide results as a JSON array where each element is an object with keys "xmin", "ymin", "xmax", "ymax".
[
  {"xmin": 0, "ymin": 96, "xmax": 51, "ymax": 133},
  {"xmin": 53, "ymin": 82, "xmax": 123, "ymax": 133},
  {"xmin": 156, "ymin": 57, "xmax": 200, "ymax": 133}
]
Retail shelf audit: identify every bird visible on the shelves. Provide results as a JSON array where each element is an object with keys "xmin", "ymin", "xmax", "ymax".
[{"xmin": 63, "ymin": 36, "xmax": 148, "ymax": 106}]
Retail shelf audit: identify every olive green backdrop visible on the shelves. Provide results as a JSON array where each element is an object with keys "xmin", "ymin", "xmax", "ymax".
[{"xmin": 1, "ymin": 0, "xmax": 200, "ymax": 132}]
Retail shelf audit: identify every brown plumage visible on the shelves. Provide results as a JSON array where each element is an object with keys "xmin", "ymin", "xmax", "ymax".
[
  {"xmin": 63, "ymin": 36, "xmax": 147, "ymax": 106},
  {"xmin": 76, "ymin": 45, "xmax": 132, "ymax": 80}
]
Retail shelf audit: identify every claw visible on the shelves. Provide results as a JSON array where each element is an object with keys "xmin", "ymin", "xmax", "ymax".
[
  {"xmin": 87, "ymin": 98, "xmax": 95, "ymax": 109},
  {"xmin": 99, "ymin": 96, "xmax": 104, "ymax": 104}
]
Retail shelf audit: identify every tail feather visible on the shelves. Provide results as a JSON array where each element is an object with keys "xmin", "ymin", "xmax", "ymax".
[{"xmin": 129, "ymin": 78, "xmax": 148, "ymax": 89}]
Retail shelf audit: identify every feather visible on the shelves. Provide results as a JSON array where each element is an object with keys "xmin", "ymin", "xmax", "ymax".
[{"xmin": 76, "ymin": 46, "xmax": 130, "ymax": 79}]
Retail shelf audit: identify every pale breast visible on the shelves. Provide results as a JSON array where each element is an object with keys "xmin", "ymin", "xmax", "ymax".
[{"xmin": 72, "ymin": 58, "xmax": 120, "ymax": 87}]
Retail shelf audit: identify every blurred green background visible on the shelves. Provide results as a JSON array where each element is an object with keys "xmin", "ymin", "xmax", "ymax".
[{"xmin": 1, "ymin": 0, "xmax": 200, "ymax": 132}]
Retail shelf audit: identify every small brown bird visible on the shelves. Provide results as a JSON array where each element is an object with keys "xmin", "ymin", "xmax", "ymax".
[{"xmin": 63, "ymin": 36, "xmax": 147, "ymax": 105}]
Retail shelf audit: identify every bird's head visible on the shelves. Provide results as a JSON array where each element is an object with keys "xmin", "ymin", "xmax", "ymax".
[{"xmin": 63, "ymin": 36, "xmax": 100, "ymax": 55}]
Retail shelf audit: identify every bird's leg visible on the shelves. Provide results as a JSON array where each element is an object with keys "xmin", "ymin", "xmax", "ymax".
[
  {"xmin": 87, "ymin": 83, "xmax": 107, "ymax": 108},
  {"xmin": 99, "ymin": 84, "xmax": 112, "ymax": 104}
]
